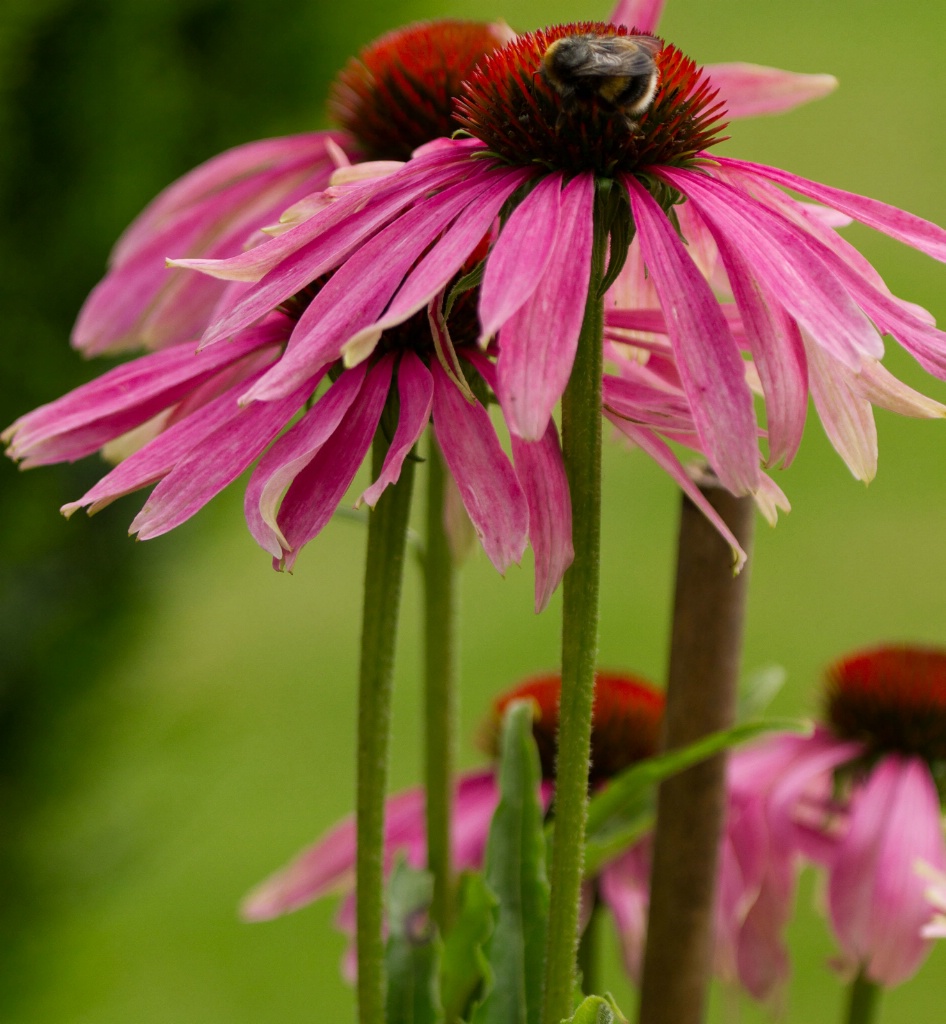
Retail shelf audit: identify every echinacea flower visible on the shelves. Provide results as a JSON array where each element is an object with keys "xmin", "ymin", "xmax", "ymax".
[
  {"xmin": 4, "ymin": 0, "xmax": 839, "ymax": 591},
  {"xmin": 736, "ymin": 646, "xmax": 946, "ymax": 989},
  {"xmin": 243, "ymin": 671, "xmax": 786, "ymax": 1001}
]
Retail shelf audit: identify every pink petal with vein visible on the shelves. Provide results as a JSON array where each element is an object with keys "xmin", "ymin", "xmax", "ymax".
[
  {"xmin": 359, "ymin": 352, "xmax": 433, "ymax": 508},
  {"xmin": 496, "ymin": 172, "xmax": 595, "ymax": 440},
  {"xmin": 717, "ymin": 157, "xmax": 946, "ymax": 263},
  {"xmin": 661, "ymin": 167, "xmax": 882, "ymax": 369},
  {"xmin": 128, "ymin": 375, "xmax": 316, "ymax": 539},
  {"xmin": 243, "ymin": 170, "xmax": 501, "ymax": 402},
  {"xmin": 625, "ymin": 176, "xmax": 759, "ymax": 495},
  {"xmin": 511, "ymin": 422, "xmax": 573, "ymax": 613},
  {"xmin": 479, "ymin": 173, "xmax": 563, "ymax": 342},
  {"xmin": 712, "ymin": 232, "xmax": 808, "ymax": 467},
  {"xmin": 343, "ymin": 168, "xmax": 529, "ymax": 362},
  {"xmin": 608, "ymin": 0, "xmax": 665, "ymax": 32},
  {"xmin": 706, "ymin": 64, "xmax": 837, "ymax": 119},
  {"xmin": 244, "ymin": 362, "xmax": 369, "ymax": 557},
  {"xmin": 804, "ymin": 338, "xmax": 877, "ymax": 482},
  {"xmin": 6, "ymin": 323, "xmax": 283, "ymax": 466},
  {"xmin": 75, "ymin": 135, "xmax": 346, "ymax": 353},
  {"xmin": 828, "ymin": 756, "xmax": 946, "ymax": 986},
  {"xmin": 275, "ymin": 357, "xmax": 393, "ymax": 569},
  {"xmin": 431, "ymin": 361, "xmax": 528, "ymax": 573}
]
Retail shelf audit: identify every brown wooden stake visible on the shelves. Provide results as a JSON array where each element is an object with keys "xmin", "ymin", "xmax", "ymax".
[{"xmin": 637, "ymin": 474, "xmax": 755, "ymax": 1024}]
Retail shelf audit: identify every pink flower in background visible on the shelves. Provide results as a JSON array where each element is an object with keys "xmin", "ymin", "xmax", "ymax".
[
  {"xmin": 72, "ymin": 20, "xmax": 512, "ymax": 356},
  {"xmin": 738, "ymin": 646, "xmax": 946, "ymax": 989},
  {"xmin": 243, "ymin": 672, "xmax": 790, "ymax": 1002}
]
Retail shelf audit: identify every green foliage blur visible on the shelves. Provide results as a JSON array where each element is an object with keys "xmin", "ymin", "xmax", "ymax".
[{"xmin": 2, "ymin": 0, "xmax": 946, "ymax": 1021}]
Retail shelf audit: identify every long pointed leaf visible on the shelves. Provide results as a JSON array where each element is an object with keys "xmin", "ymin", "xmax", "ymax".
[
  {"xmin": 583, "ymin": 718, "xmax": 808, "ymax": 875},
  {"xmin": 440, "ymin": 872, "xmax": 496, "ymax": 1024},
  {"xmin": 386, "ymin": 860, "xmax": 444, "ymax": 1024},
  {"xmin": 470, "ymin": 701, "xmax": 549, "ymax": 1024}
]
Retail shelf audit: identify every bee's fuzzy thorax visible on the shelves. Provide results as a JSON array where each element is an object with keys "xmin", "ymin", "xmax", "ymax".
[
  {"xmin": 329, "ymin": 20, "xmax": 511, "ymax": 161},
  {"xmin": 454, "ymin": 22, "xmax": 729, "ymax": 178}
]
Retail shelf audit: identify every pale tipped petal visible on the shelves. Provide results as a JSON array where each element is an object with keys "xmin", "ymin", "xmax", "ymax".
[
  {"xmin": 243, "ymin": 362, "xmax": 368, "ymax": 558},
  {"xmin": 431, "ymin": 362, "xmax": 528, "ymax": 574},
  {"xmin": 496, "ymin": 172, "xmax": 595, "ymax": 441},
  {"xmin": 706, "ymin": 64, "xmax": 837, "ymax": 120},
  {"xmin": 804, "ymin": 339, "xmax": 877, "ymax": 482},
  {"xmin": 625, "ymin": 175, "xmax": 760, "ymax": 496}
]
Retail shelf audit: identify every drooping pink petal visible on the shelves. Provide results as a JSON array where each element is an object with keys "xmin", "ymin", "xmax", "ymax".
[
  {"xmin": 803, "ymin": 338, "xmax": 877, "ymax": 482},
  {"xmin": 275, "ymin": 357, "xmax": 394, "ymax": 569},
  {"xmin": 496, "ymin": 172, "xmax": 595, "ymax": 441},
  {"xmin": 511, "ymin": 422, "xmax": 574, "ymax": 613},
  {"xmin": 660, "ymin": 167, "xmax": 883, "ymax": 370},
  {"xmin": 478, "ymin": 173, "xmax": 563, "ymax": 343},
  {"xmin": 604, "ymin": 412, "xmax": 748, "ymax": 572},
  {"xmin": 342, "ymin": 167, "xmax": 530, "ymax": 365},
  {"xmin": 171, "ymin": 142, "xmax": 478, "ymax": 285},
  {"xmin": 854, "ymin": 360, "xmax": 946, "ymax": 418},
  {"xmin": 244, "ymin": 362, "xmax": 369, "ymax": 558},
  {"xmin": 358, "ymin": 352, "xmax": 433, "ymax": 508},
  {"xmin": 828, "ymin": 756, "xmax": 946, "ymax": 986},
  {"xmin": 75, "ymin": 135, "xmax": 347, "ymax": 354},
  {"xmin": 599, "ymin": 842, "xmax": 652, "ymax": 981},
  {"xmin": 706, "ymin": 64, "xmax": 837, "ymax": 120},
  {"xmin": 625, "ymin": 176, "xmax": 760, "ymax": 495},
  {"xmin": 127, "ymin": 375, "xmax": 316, "ymax": 540},
  {"xmin": 431, "ymin": 361, "xmax": 528, "ymax": 574},
  {"xmin": 242, "ymin": 170, "xmax": 504, "ymax": 403},
  {"xmin": 717, "ymin": 157, "xmax": 946, "ymax": 263},
  {"xmin": 711, "ymin": 231, "xmax": 809, "ymax": 467},
  {"xmin": 608, "ymin": 0, "xmax": 666, "ymax": 32},
  {"xmin": 5, "ymin": 323, "xmax": 284, "ymax": 467}
]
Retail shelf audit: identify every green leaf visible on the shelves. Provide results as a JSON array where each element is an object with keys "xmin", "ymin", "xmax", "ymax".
[
  {"xmin": 440, "ymin": 871, "xmax": 496, "ymax": 1023},
  {"xmin": 582, "ymin": 717, "xmax": 809, "ymax": 875},
  {"xmin": 470, "ymin": 701, "xmax": 550, "ymax": 1024},
  {"xmin": 561, "ymin": 994, "xmax": 628, "ymax": 1024},
  {"xmin": 385, "ymin": 859, "xmax": 444, "ymax": 1024}
]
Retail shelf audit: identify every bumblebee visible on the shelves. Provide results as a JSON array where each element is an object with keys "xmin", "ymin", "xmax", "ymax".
[{"xmin": 539, "ymin": 34, "xmax": 661, "ymax": 130}]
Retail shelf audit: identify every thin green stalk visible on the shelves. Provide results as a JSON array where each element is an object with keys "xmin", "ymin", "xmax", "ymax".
[
  {"xmin": 845, "ymin": 971, "xmax": 881, "ymax": 1024},
  {"xmin": 576, "ymin": 890, "xmax": 602, "ymax": 996},
  {"xmin": 356, "ymin": 434, "xmax": 416, "ymax": 1024},
  {"xmin": 424, "ymin": 434, "xmax": 458, "ymax": 933},
  {"xmin": 541, "ymin": 218, "xmax": 607, "ymax": 1024}
]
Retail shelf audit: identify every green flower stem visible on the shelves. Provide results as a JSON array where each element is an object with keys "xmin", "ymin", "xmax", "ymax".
[
  {"xmin": 541, "ymin": 219, "xmax": 607, "ymax": 1024},
  {"xmin": 356, "ymin": 434, "xmax": 416, "ymax": 1024},
  {"xmin": 424, "ymin": 435, "xmax": 458, "ymax": 934},
  {"xmin": 845, "ymin": 971, "xmax": 881, "ymax": 1024},
  {"xmin": 576, "ymin": 889, "xmax": 602, "ymax": 996},
  {"xmin": 637, "ymin": 479, "xmax": 755, "ymax": 1024}
]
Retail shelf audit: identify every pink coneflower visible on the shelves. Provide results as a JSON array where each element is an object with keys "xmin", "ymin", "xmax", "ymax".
[
  {"xmin": 4, "ymin": 3, "xmax": 840, "ymax": 589},
  {"xmin": 242, "ymin": 671, "xmax": 783, "ymax": 999},
  {"xmin": 737, "ymin": 646, "xmax": 946, "ymax": 990},
  {"xmin": 5, "ymin": 21, "xmax": 582, "ymax": 604}
]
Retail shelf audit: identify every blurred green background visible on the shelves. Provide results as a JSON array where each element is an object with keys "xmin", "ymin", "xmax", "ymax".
[{"xmin": 1, "ymin": 0, "xmax": 945, "ymax": 1019}]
